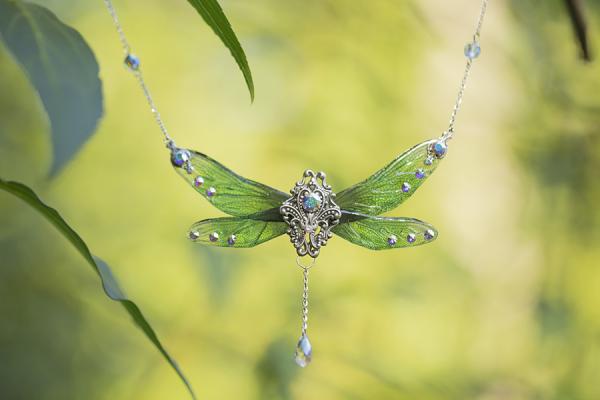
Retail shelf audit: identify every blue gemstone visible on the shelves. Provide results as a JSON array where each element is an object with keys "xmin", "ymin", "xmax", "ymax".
[
  {"xmin": 189, "ymin": 231, "xmax": 200, "ymax": 240},
  {"xmin": 402, "ymin": 182, "xmax": 411, "ymax": 193},
  {"xmin": 206, "ymin": 187, "xmax": 216, "ymax": 197},
  {"xmin": 124, "ymin": 54, "xmax": 140, "ymax": 71},
  {"xmin": 171, "ymin": 149, "xmax": 191, "ymax": 167},
  {"xmin": 294, "ymin": 334, "xmax": 312, "ymax": 367},
  {"xmin": 209, "ymin": 232, "xmax": 219, "ymax": 242},
  {"xmin": 302, "ymin": 193, "xmax": 322, "ymax": 212},
  {"xmin": 415, "ymin": 169, "xmax": 425, "ymax": 179},
  {"xmin": 433, "ymin": 141, "xmax": 447, "ymax": 158},
  {"xmin": 424, "ymin": 156, "xmax": 434, "ymax": 166},
  {"xmin": 406, "ymin": 233, "xmax": 416, "ymax": 243},
  {"xmin": 464, "ymin": 42, "xmax": 481, "ymax": 59}
]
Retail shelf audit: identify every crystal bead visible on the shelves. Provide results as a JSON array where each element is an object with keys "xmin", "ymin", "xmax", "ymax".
[
  {"xmin": 294, "ymin": 334, "xmax": 312, "ymax": 368},
  {"xmin": 401, "ymin": 182, "xmax": 411, "ymax": 193},
  {"xmin": 209, "ymin": 232, "xmax": 219, "ymax": 242},
  {"xmin": 171, "ymin": 148, "xmax": 191, "ymax": 167},
  {"xmin": 124, "ymin": 54, "xmax": 140, "ymax": 71},
  {"xmin": 302, "ymin": 192, "xmax": 322, "ymax": 212},
  {"xmin": 406, "ymin": 233, "xmax": 416, "ymax": 243},
  {"xmin": 415, "ymin": 169, "xmax": 425, "ymax": 179},
  {"xmin": 206, "ymin": 187, "xmax": 216, "ymax": 197},
  {"xmin": 189, "ymin": 231, "xmax": 200, "ymax": 240},
  {"xmin": 464, "ymin": 42, "xmax": 481, "ymax": 59},
  {"xmin": 432, "ymin": 140, "xmax": 448, "ymax": 158}
]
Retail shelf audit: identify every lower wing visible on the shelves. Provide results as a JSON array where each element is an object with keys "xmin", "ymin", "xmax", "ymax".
[
  {"xmin": 332, "ymin": 211, "xmax": 438, "ymax": 250},
  {"xmin": 188, "ymin": 215, "xmax": 288, "ymax": 248}
]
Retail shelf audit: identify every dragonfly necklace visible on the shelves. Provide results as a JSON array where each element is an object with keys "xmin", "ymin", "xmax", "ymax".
[{"xmin": 104, "ymin": 0, "xmax": 489, "ymax": 367}]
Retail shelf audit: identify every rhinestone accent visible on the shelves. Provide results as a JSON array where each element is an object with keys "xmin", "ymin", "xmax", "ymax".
[
  {"xmin": 188, "ymin": 231, "xmax": 200, "ymax": 240},
  {"xmin": 227, "ymin": 234, "xmax": 236, "ymax": 246},
  {"xmin": 387, "ymin": 235, "xmax": 397, "ymax": 246},
  {"xmin": 424, "ymin": 229, "xmax": 436, "ymax": 241},
  {"xmin": 415, "ymin": 169, "xmax": 425, "ymax": 179},
  {"xmin": 401, "ymin": 182, "xmax": 411, "ymax": 193},
  {"xmin": 194, "ymin": 176, "xmax": 204, "ymax": 187},
  {"xmin": 209, "ymin": 232, "xmax": 219, "ymax": 242},
  {"xmin": 464, "ymin": 42, "xmax": 481, "ymax": 59},
  {"xmin": 406, "ymin": 233, "xmax": 416, "ymax": 243},
  {"xmin": 171, "ymin": 148, "xmax": 191, "ymax": 167},
  {"xmin": 124, "ymin": 54, "xmax": 140, "ymax": 71},
  {"xmin": 206, "ymin": 187, "xmax": 216, "ymax": 197}
]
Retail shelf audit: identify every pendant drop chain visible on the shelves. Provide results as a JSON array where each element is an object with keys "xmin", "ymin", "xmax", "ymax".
[
  {"xmin": 294, "ymin": 258, "xmax": 313, "ymax": 367},
  {"xmin": 102, "ymin": 0, "xmax": 489, "ymax": 368}
]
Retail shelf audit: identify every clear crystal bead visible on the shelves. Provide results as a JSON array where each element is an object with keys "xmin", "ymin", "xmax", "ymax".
[
  {"xmin": 294, "ymin": 334, "xmax": 312, "ymax": 367},
  {"xmin": 464, "ymin": 42, "xmax": 481, "ymax": 59}
]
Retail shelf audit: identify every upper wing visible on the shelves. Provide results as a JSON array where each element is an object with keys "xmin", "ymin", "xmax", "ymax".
[
  {"xmin": 173, "ymin": 148, "xmax": 289, "ymax": 217},
  {"xmin": 332, "ymin": 211, "xmax": 437, "ymax": 250},
  {"xmin": 335, "ymin": 139, "xmax": 442, "ymax": 216},
  {"xmin": 188, "ymin": 211, "xmax": 288, "ymax": 248}
]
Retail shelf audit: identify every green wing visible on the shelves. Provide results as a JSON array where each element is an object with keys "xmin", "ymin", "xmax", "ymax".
[
  {"xmin": 332, "ymin": 211, "xmax": 437, "ymax": 250},
  {"xmin": 188, "ymin": 210, "xmax": 288, "ymax": 248},
  {"xmin": 173, "ymin": 149, "xmax": 289, "ymax": 217},
  {"xmin": 335, "ymin": 139, "xmax": 441, "ymax": 216}
]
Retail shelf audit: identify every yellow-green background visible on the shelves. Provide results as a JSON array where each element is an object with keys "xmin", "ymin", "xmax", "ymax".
[{"xmin": 2, "ymin": 0, "xmax": 600, "ymax": 399}]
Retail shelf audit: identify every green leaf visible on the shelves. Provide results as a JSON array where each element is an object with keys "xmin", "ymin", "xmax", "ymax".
[
  {"xmin": 186, "ymin": 0, "xmax": 254, "ymax": 100},
  {"xmin": 333, "ymin": 211, "xmax": 437, "ymax": 250},
  {"xmin": 173, "ymin": 149, "xmax": 289, "ymax": 217},
  {"xmin": 189, "ymin": 212, "xmax": 288, "ymax": 248},
  {"xmin": 336, "ymin": 139, "xmax": 442, "ymax": 216},
  {"xmin": 0, "ymin": 0, "xmax": 103, "ymax": 175},
  {"xmin": 0, "ymin": 178, "xmax": 196, "ymax": 400}
]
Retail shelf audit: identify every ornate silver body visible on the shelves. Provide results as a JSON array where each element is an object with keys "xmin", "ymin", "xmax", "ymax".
[{"xmin": 280, "ymin": 170, "xmax": 342, "ymax": 258}]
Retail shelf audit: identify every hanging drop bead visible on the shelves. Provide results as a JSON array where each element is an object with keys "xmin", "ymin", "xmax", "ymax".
[
  {"xmin": 294, "ymin": 334, "xmax": 312, "ymax": 368},
  {"xmin": 124, "ymin": 54, "xmax": 140, "ymax": 71}
]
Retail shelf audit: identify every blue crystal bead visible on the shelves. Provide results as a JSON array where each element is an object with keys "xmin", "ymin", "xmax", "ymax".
[
  {"xmin": 171, "ymin": 148, "xmax": 191, "ymax": 167},
  {"xmin": 302, "ymin": 192, "xmax": 322, "ymax": 212},
  {"xmin": 432, "ymin": 140, "xmax": 448, "ymax": 158},
  {"xmin": 464, "ymin": 42, "xmax": 481, "ymax": 59},
  {"xmin": 194, "ymin": 176, "xmax": 204, "ymax": 187},
  {"xmin": 294, "ymin": 334, "xmax": 312, "ymax": 367},
  {"xmin": 406, "ymin": 233, "xmax": 416, "ymax": 243},
  {"xmin": 124, "ymin": 54, "xmax": 140, "ymax": 71},
  {"xmin": 402, "ymin": 182, "xmax": 411, "ymax": 193},
  {"xmin": 209, "ymin": 232, "xmax": 219, "ymax": 242},
  {"xmin": 415, "ymin": 169, "xmax": 425, "ymax": 179},
  {"xmin": 206, "ymin": 187, "xmax": 216, "ymax": 197}
]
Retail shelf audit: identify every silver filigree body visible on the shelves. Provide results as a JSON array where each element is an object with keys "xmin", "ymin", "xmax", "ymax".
[{"xmin": 280, "ymin": 170, "xmax": 342, "ymax": 258}]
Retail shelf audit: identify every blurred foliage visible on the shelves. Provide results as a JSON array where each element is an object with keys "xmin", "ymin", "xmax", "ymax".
[{"xmin": 1, "ymin": 0, "xmax": 600, "ymax": 399}]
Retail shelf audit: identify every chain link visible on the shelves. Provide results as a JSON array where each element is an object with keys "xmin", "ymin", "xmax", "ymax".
[
  {"xmin": 103, "ymin": 0, "xmax": 174, "ymax": 147},
  {"xmin": 444, "ymin": 0, "xmax": 489, "ymax": 141}
]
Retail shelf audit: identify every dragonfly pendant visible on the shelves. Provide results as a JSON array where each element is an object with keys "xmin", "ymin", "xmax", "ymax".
[{"xmin": 170, "ymin": 137, "xmax": 449, "ymax": 257}]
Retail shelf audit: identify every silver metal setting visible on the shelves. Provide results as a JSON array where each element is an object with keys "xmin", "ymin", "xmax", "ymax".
[{"xmin": 281, "ymin": 170, "xmax": 341, "ymax": 258}]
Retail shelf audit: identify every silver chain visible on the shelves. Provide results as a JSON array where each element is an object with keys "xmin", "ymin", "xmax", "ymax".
[
  {"xmin": 102, "ymin": 0, "xmax": 174, "ymax": 148},
  {"xmin": 443, "ymin": 0, "xmax": 489, "ymax": 141},
  {"xmin": 301, "ymin": 268, "xmax": 309, "ymax": 335}
]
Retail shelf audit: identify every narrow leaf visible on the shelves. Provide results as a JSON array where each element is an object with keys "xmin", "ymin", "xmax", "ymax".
[
  {"xmin": 0, "ymin": 0, "xmax": 103, "ymax": 174},
  {"xmin": 0, "ymin": 178, "xmax": 196, "ymax": 400},
  {"xmin": 186, "ymin": 0, "xmax": 254, "ymax": 100}
]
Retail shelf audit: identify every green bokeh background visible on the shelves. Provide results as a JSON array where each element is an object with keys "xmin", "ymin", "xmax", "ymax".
[{"xmin": 2, "ymin": 0, "xmax": 600, "ymax": 399}]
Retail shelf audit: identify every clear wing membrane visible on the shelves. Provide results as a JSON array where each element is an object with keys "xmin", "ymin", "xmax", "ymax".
[
  {"xmin": 174, "ymin": 150, "xmax": 289, "ymax": 217},
  {"xmin": 189, "ymin": 213, "xmax": 288, "ymax": 248},
  {"xmin": 335, "ymin": 139, "xmax": 441, "ymax": 216},
  {"xmin": 333, "ymin": 211, "xmax": 437, "ymax": 250}
]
